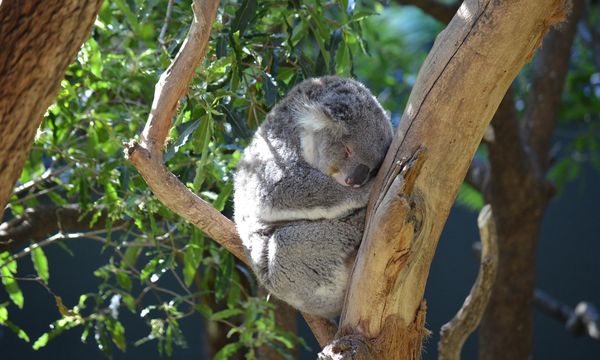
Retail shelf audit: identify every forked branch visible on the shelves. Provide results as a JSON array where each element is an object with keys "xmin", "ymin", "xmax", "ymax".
[{"xmin": 124, "ymin": 0, "xmax": 337, "ymax": 347}]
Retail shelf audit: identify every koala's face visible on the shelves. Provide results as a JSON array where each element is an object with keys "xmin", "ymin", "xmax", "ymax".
[{"xmin": 296, "ymin": 77, "xmax": 393, "ymax": 187}]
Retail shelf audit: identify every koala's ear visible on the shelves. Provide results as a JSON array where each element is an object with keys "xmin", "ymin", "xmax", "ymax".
[{"xmin": 296, "ymin": 103, "xmax": 345, "ymax": 136}]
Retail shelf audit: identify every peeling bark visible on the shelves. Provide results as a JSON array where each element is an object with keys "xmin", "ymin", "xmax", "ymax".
[{"xmin": 0, "ymin": 1, "xmax": 103, "ymax": 217}]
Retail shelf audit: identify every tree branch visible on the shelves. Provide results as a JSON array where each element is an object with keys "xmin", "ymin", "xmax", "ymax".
[
  {"xmin": 124, "ymin": 0, "xmax": 338, "ymax": 346},
  {"xmin": 394, "ymin": 0, "xmax": 459, "ymax": 24},
  {"xmin": 534, "ymin": 289, "xmax": 600, "ymax": 341},
  {"xmin": 523, "ymin": 0, "xmax": 584, "ymax": 171},
  {"xmin": 438, "ymin": 205, "xmax": 498, "ymax": 360},
  {"xmin": 0, "ymin": 204, "xmax": 127, "ymax": 252}
]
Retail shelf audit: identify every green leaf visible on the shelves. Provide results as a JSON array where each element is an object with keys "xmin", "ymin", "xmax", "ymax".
[
  {"xmin": 210, "ymin": 308, "xmax": 243, "ymax": 321},
  {"xmin": 1, "ymin": 254, "xmax": 24, "ymax": 309},
  {"xmin": 31, "ymin": 246, "xmax": 50, "ymax": 283},
  {"xmin": 215, "ymin": 253, "xmax": 234, "ymax": 301},
  {"xmin": 165, "ymin": 119, "xmax": 201, "ymax": 161},
  {"xmin": 183, "ymin": 233, "xmax": 204, "ymax": 287},
  {"xmin": 0, "ymin": 306, "xmax": 7, "ymax": 323},
  {"xmin": 214, "ymin": 342, "xmax": 243, "ymax": 360},
  {"xmin": 5, "ymin": 319, "xmax": 30, "ymax": 342},
  {"xmin": 230, "ymin": 0, "xmax": 257, "ymax": 37},
  {"xmin": 33, "ymin": 333, "xmax": 49, "ymax": 350},
  {"xmin": 116, "ymin": 271, "xmax": 132, "ymax": 292},
  {"xmin": 109, "ymin": 319, "xmax": 127, "ymax": 351},
  {"xmin": 195, "ymin": 302, "xmax": 213, "ymax": 318},
  {"xmin": 113, "ymin": 0, "xmax": 140, "ymax": 32},
  {"xmin": 86, "ymin": 37, "xmax": 103, "ymax": 78},
  {"xmin": 105, "ymin": 182, "xmax": 119, "ymax": 203},
  {"xmin": 192, "ymin": 115, "xmax": 214, "ymax": 190},
  {"xmin": 122, "ymin": 246, "xmax": 141, "ymax": 269},
  {"xmin": 456, "ymin": 183, "xmax": 484, "ymax": 211}
]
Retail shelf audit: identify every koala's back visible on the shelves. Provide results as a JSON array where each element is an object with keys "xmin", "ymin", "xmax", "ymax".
[{"xmin": 233, "ymin": 76, "xmax": 392, "ymax": 318}]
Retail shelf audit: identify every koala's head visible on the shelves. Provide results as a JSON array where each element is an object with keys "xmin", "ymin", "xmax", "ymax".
[{"xmin": 293, "ymin": 77, "xmax": 393, "ymax": 187}]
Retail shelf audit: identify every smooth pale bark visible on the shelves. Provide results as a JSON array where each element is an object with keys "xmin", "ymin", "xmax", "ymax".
[
  {"xmin": 0, "ymin": 1, "xmax": 103, "ymax": 217},
  {"xmin": 320, "ymin": 0, "xmax": 568, "ymax": 359}
]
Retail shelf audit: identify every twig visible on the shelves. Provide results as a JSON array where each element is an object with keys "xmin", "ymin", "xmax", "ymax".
[
  {"xmin": 438, "ymin": 204, "xmax": 499, "ymax": 360},
  {"xmin": 0, "ymin": 226, "xmax": 126, "ymax": 270},
  {"xmin": 534, "ymin": 289, "xmax": 600, "ymax": 341},
  {"xmin": 158, "ymin": 0, "xmax": 175, "ymax": 46},
  {"xmin": 0, "ymin": 204, "xmax": 129, "ymax": 251},
  {"xmin": 12, "ymin": 164, "xmax": 71, "ymax": 196}
]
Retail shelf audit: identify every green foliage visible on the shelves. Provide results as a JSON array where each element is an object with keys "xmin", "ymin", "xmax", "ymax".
[
  {"xmin": 2, "ymin": 0, "xmax": 599, "ymax": 358},
  {"xmin": 3, "ymin": 0, "xmax": 395, "ymax": 357}
]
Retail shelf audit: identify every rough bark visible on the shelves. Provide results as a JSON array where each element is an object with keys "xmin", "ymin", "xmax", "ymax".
[
  {"xmin": 479, "ymin": 1, "xmax": 583, "ymax": 358},
  {"xmin": 0, "ymin": 1, "xmax": 103, "ymax": 218},
  {"xmin": 319, "ymin": 0, "xmax": 568, "ymax": 358}
]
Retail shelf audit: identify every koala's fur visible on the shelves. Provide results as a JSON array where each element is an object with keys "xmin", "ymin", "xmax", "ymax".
[{"xmin": 233, "ymin": 76, "xmax": 393, "ymax": 318}]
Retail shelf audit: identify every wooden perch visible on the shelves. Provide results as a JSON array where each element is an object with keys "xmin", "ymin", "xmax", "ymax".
[
  {"xmin": 438, "ymin": 205, "xmax": 499, "ymax": 360},
  {"xmin": 124, "ymin": 0, "xmax": 337, "ymax": 347},
  {"xmin": 319, "ymin": 0, "xmax": 569, "ymax": 358}
]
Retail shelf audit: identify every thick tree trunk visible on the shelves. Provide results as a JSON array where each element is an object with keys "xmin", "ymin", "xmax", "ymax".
[
  {"xmin": 0, "ymin": 1, "xmax": 103, "ymax": 217},
  {"xmin": 320, "ymin": 0, "xmax": 569, "ymax": 358}
]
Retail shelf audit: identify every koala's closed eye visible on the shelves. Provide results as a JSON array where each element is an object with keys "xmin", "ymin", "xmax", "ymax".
[{"xmin": 233, "ymin": 75, "xmax": 393, "ymax": 318}]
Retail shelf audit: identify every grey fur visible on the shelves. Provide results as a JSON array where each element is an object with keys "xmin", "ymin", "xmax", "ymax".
[{"xmin": 233, "ymin": 76, "xmax": 393, "ymax": 318}]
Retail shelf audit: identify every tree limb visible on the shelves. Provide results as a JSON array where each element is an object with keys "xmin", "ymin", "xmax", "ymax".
[
  {"xmin": 534, "ymin": 289, "xmax": 600, "ymax": 341},
  {"xmin": 124, "ymin": 0, "xmax": 338, "ymax": 346},
  {"xmin": 438, "ymin": 205, "xmax": 498, "ymax": 360},
  {"xmin": 0, "ymin": 204, "xmax": 127, "ymax": 252}
]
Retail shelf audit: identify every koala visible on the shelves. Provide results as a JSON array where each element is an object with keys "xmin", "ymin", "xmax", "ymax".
[{"xmin": 233, "ymin": 76, "xmax": 393, "ymax": 318}]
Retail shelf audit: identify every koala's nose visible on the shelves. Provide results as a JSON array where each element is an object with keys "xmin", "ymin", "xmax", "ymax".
[{"xmin": 345, "ymin": 164, "xmax": 370, "ymax": 187}]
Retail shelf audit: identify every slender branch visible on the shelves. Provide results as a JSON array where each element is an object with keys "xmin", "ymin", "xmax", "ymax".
[
  {"xmin": 534, "ymin": 289, "xmax": 600, "ymax": 341},
  {"xmin": 0, "ymin": 226, "xmax": 126, "ymax": 270},
  {"xmin": 438, "ymin": 205, "xmax": 499, "ymax": 360},
  {"xmin": 0, "ymin": 204, "xmax": 128, "ymax": 252},
  {"xmin": 12, "ymin": 164, "xmax": 71, "ymax": 196},
  {"xmin": 124, "ymin": 0, "xmax": 338, "ymax": 345},
  {"xmin": 522, "ymin": 0, "xmax": 584, "ymax": 171},
  {"xmin": 394, "ymin": 0, "xmax": 459, "ymax": 24},
  {"xmin": 158, "ymin": 0, "xmax": 175, "ymax": 46}
]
